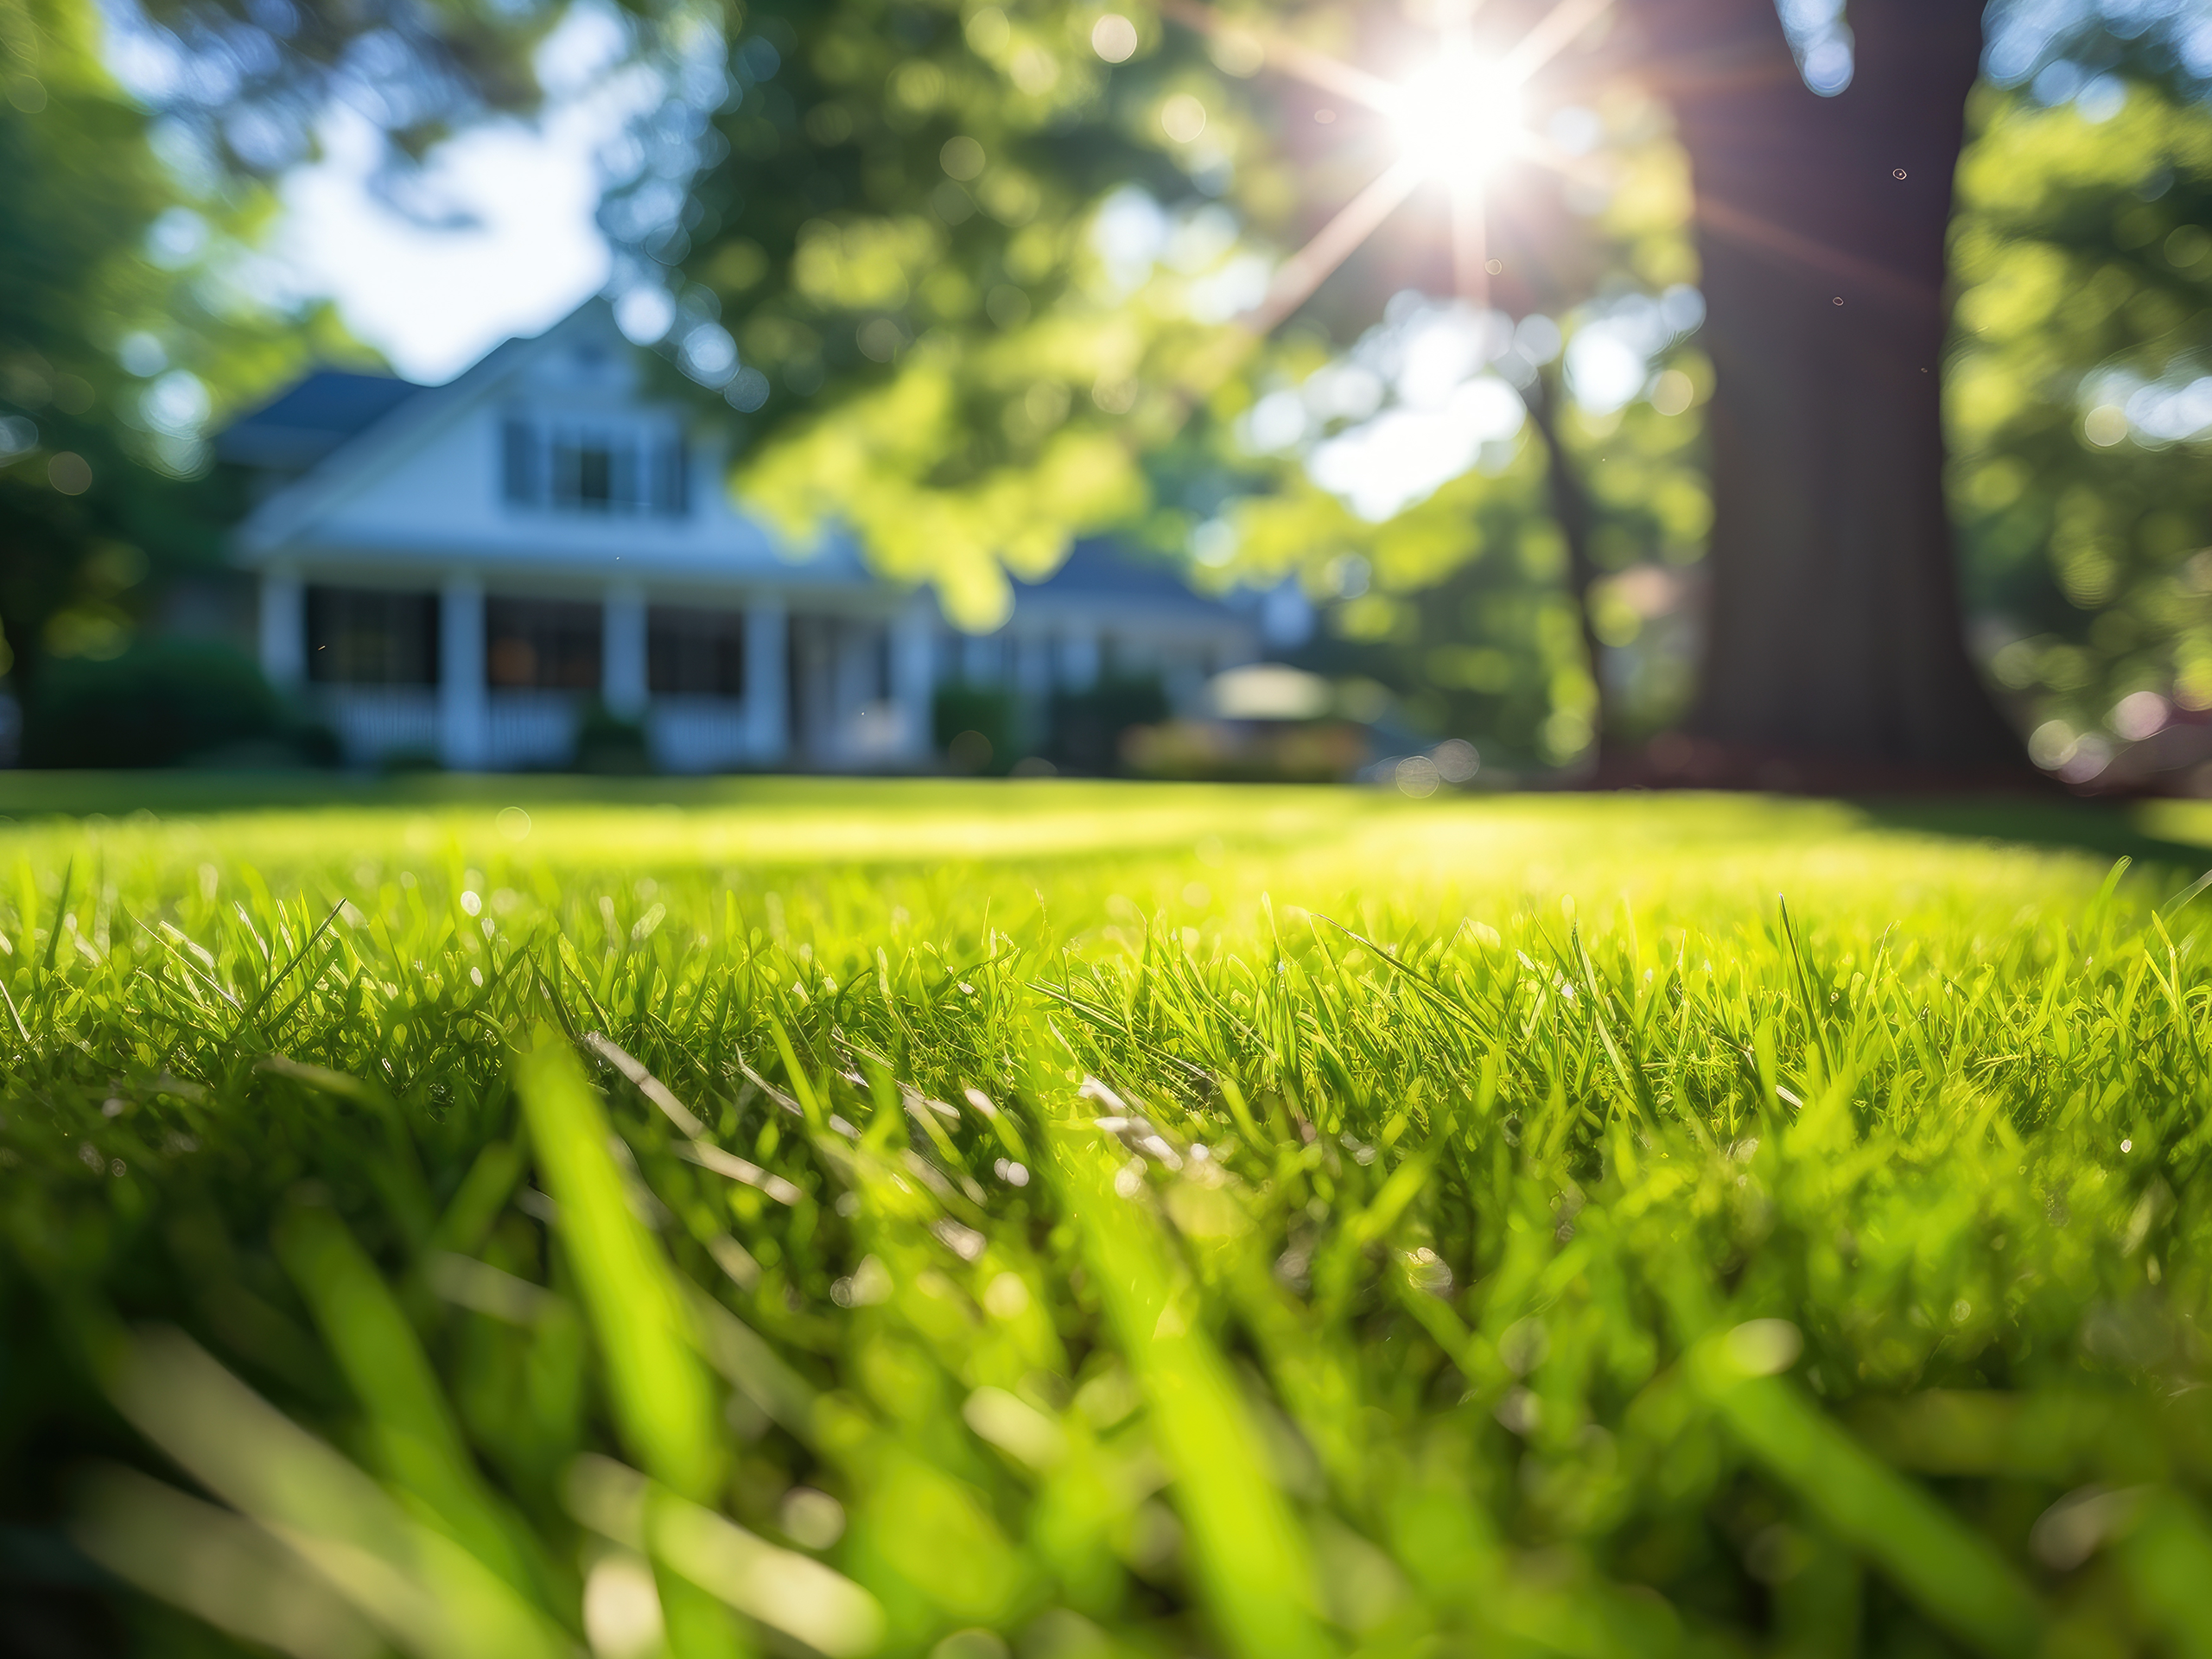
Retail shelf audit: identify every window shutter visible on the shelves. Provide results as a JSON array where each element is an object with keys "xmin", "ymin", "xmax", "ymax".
[
  {"xmin": 607, "ymin": 437, "xmax": 637, "ymax": 510},
  {"xmin": 501, "ymin": 418, "xmax": 539, "ymax": 504},
  {"xmin": 652, "ymin": 434, "xmax": 689, "ymax": 517}
]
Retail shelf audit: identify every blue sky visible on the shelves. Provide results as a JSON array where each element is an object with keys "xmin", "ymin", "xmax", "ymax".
[
  {"xmin": 265, "ymin": 0, "xmax": 2212, "ymax": 387},
  {"xmin": 278, "ymin": 110, "xmax": 611, "ymax": 383},
  {"xmin": 274, "ymin": 4, "xmax": 651, "ymax": 384}
]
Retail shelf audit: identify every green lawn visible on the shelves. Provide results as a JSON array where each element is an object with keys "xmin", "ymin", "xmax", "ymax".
[{"xmin": 4, "ymin": 778, "xmax": 2212, "ymax": 1659}]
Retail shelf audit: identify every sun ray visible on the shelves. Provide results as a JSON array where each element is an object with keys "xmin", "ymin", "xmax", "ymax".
[
  {"xmin": 1158, "ymin": 0, "xmax": 1610, "ymax": 347},
  {"xmin": 1498, "ymin": 0, "xmax": 1615, "ymax": 83},
  {"xmin": 1450, "ymin": 175, "xmax": 1490, "ymax": 307},
  {"xmin": 1245, "ymin": 157, "xmax": 1426, "ymax": 332},
  {"xmin": 1158, "ymin": 0, "xmax": 1399, "ymax": 111},
  {"xmin": 1693, "ymin": 194, "xmax": 1932, "ymax": 308},
  {"xmin": 1433, "ymin": 0, "xmax": 1481, "ymax": 56}
]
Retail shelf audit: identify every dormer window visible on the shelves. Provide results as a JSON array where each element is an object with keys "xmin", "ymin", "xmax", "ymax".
[
  {"xmin": 554, "ymin": 436, "xmax": 619, "ymax": 509},
  {"xmin": 502, "ymin": 416, "xmax": 687, "ymax": 517}
]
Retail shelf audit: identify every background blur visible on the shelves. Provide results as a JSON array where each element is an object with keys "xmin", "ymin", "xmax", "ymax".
[{"xmin": 1, "ymin": 0, "xmax": 2209, "ymax": 785}]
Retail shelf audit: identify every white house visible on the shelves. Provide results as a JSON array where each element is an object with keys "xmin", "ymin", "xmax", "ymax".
[{"xmin": 225, "ymin": 301, "xmax": 1270, "ymax": 772}]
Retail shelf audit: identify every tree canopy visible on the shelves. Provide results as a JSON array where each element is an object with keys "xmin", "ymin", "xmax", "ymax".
[
  {"xmin": 615, "ymin": 0, "xmax": 2212, "ymax": 776},
  {"xmin": 6, "ymin": 0, "xmax": 2211, "ymax": 780},
  {"xmin": 0, "ymin": 0, "xmax": 572, "ymax": 696},
  {"xmin": 1951, "ymin": 78, "xmax": 2212, "ymax": 784},
  {"xmin": 605, "ymin": 0, "xmax": 1719, "ymax": 766}
]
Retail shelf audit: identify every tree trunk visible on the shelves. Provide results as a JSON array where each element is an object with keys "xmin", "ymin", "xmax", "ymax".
[
  {"xmin": 1621, "ymin": 0, "xmax": 2025, "ymax": 780},
  {"xmin": 1522, "ymin": 365, "xmax": 1613, "ymax": 760}
]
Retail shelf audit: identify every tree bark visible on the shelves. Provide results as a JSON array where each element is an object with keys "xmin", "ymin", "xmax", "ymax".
[{"xmin": 1620, "ymin": 0, "xmax": 2025, "ymax": 779}]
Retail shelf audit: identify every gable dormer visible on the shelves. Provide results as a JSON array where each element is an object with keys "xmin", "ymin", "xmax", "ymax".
[
  {"xmin": 493, "ymin": 321, "xmax": 689, "ymax": 518},
  {"xmin": 498, "ymin": 411, "xmax": 689, "ymax": 518}
]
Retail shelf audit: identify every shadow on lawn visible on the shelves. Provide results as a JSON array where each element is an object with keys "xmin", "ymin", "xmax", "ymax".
[
  {"xmin": 1854, "ymin": 795, "xmax": 2212, "ymax": 887},
  {"xmin": 0, "ymin": 770, "xmax": 1176, "ymax": 821},
  {"xmin": 0, "ymin": 770, "xmax": 779, "ymax": 819}
]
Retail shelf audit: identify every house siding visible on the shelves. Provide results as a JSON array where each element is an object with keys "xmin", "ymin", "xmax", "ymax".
[{"xmin": 232, "ymin": 301, "xmax": 1262, "ymax": 773}]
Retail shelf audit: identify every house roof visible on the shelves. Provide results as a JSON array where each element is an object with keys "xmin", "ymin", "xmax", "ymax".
[
  {"xmin": 231, "ymin": 308, "xmax": 602, "ymax": 561},
  {"xmin": 216, "ymin": 371, "xmax": 426, "ymax": 472},
  {"xmin": 1020, "ymin": 539, "xmax": 1243, "ymax": 621},
  {"xmin": 219, "ymin": 302, "xmax": 1260, "ymax": 637}
]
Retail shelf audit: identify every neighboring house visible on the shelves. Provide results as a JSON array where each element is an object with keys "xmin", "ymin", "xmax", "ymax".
[{"xmin": 222, "ymin": 301, "xmax": 1269, "ymax": 772}]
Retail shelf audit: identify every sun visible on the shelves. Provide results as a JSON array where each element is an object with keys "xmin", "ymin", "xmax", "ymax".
[
  {"xmin": 1158, "ymin": 0, "xmax": 1611, "ymax": 321},
  {"xmin": 1388, "ymin": 49, "xmax": 1527, "ymax": 181}
]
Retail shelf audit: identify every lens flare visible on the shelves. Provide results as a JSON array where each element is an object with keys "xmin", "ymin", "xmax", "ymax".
[{"xmin": 1388, "ymin": 51, "xmax": 1524, "ymax": 179}]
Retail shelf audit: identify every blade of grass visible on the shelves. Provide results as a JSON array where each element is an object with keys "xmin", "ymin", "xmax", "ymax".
[{"xmin": 512, "ymin": 1028, "xmax": 724, "ymax": 1503}]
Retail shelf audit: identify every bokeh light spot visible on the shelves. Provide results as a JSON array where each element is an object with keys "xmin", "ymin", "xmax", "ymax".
[
  {"xmin": 1160, "ymin": 93, "xmax": 1207, "ymax": 143},
  {"xmin": 2082, "ymin": 404, "xmax": 2129, "ymax": 447},
  {"xmin": 48, "ymin": 452, "xmax": 91, "ymax": 495},
  {"xmin": 940, "ymin": 136, "xmax": 986, "ymax": 181},
  {"xmin": 1091, "ymin": 14, "xmax": 1138, "ymax": 63}
]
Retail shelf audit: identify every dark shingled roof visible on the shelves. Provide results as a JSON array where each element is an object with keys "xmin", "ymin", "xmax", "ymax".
[
  {"xmin": 217, "ymin": 370, "xmax": 424, "ymax": 472},
  {"xmin": 219, "ymin": 370, "xmax": 1235, "ymax": 624},
  {"xmin": 1020, "ymin": 538, "xmax": 1231, "ymax": 615}
]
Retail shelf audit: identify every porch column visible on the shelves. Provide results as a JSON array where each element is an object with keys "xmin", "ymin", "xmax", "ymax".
[
  {"xmin": 744, "ymin": 596, "xmax": 788, "ymax": 765},
  {"xmin": 438, "ymin": 574, "xmax": 487, "ymax": 771},
  {"xmin": 603, "ymin": 582, "xmax": 648, "ymax": 720},
  {"xmin": 1015, "ymin": 632, "xmax": 1053, "ymax": 700},
  {"xmin": 1013, "ymin": 631, "xmax": 1053, "ymax": 754},
  {"xmin": 1059, "ymin": 626, "xmax": 1100, "ymax": 691},
  {"xmin": 258, "ymin": 565, "xmax": 306, "ymax": 689},
  {"xmin": 889, "ymin": 603, "xmax": 937, "ymax": 761}
]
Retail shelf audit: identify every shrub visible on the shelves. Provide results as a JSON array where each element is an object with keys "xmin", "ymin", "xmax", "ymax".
[
  {"xmin": 1047, "ymin": 675, "xmax": 1169, "ymax": 775},
  {"xmin": 934, "ymin": 684, "xmax": 1020, "ymax": 773},
  {"xmin": 21, "ymin": 640, "xmax": 285, "ymax": 767},
  {"xmin": 572, "ymin": 700, "xmax": 652, "ymax": 774}
]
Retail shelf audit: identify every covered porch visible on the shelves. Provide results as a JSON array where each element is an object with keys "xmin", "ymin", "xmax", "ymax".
[{"xmin": 255, "ymin": 566, "xmax": 937, "ymax": 772}]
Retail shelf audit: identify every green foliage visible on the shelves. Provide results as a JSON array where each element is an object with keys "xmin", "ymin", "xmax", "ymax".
[
  {"xmin": 1223, "ymin": 433, "xmax": 1569, "ymax": 762},
  {"xmin": 933, "ymin": 675, "xmax": 1168, "ymax": 773},
  {"xmin": 1949, "ymin": 79, "xmax": 2212, "ymax": 747},
  {"xmin": 515, "ymin": 1034, "xmax": 727, "ymax": 1503},
  {"xmin": 1208, "ymin": 353, "xmax": 1710, "ymax": 767},
  {"xmin": 0, "ymin": 0, "xmax": 362, "ymax": 692},
  {"xmin": 0, "ymin": 0, "xmax": 593, "ymax": 699},
  {"xmin": 661, "ymin": 0, "xmax": 1712, "ymax": 764},
  {"xmin": 1182, "ymin": 101, "xmax": 1711, "ymax": 761},
  {"xmin": 573, "ymin": 702, "xmax": 655, "ymax": 773},
  {"xmin": 20, "ymin": 638, "xmax": 290, "ymax": 766},
  {"xmin": 682, "ymin": 0, "xmax": 1248, "ymax": 625},
  {"xmin": 934, "ymin": 683, "xmax": 1020, "ymax": 771},
  {"xmin": 5, "ymin": 781, "xmax": 2212, "ymax": 1655},
  {"xmin": 1046, "ymin": 674, "xmax": 1166, "ymax": 773}
]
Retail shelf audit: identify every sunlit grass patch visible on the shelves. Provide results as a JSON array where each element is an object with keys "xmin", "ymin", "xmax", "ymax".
[{"xmin": 4, "ymin": 782, "xmax": 2211, "ymax": 1657}]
